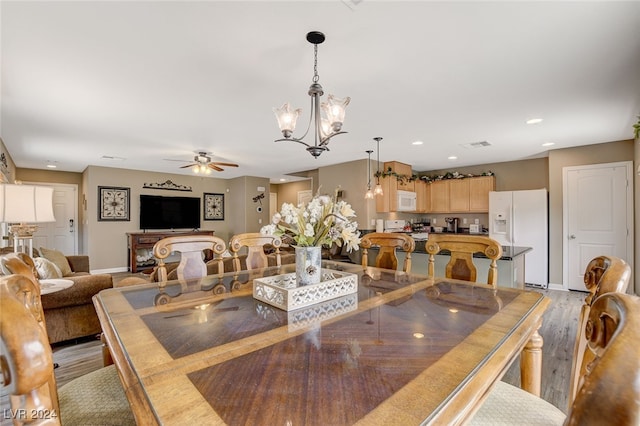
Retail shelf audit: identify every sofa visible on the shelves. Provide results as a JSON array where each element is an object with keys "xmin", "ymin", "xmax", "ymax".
[{"xmin": 0, "ymin": 250, "xmax": 113, "ymax": 344}]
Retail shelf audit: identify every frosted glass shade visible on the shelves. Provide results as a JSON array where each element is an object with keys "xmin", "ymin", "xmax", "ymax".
[
  {"xmin": 321, "ymin": 95, "xmax": 350, "ymax": 132},
  {"xmin": 273, "ymin": 103, "xmax": 302, "ymax": 137},
  {"xmin": 0, "ymin": 184, "xmax": 56, "ymax": 223}
]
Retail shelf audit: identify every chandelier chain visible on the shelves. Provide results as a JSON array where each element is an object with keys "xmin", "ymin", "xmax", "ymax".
[{"xmin": 313, "ymin": 44, "xmax": 319, "ymax": 83}]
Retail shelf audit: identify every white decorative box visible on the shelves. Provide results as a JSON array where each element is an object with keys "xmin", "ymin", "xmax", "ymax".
[
  {"xmin": 253, "ymin": 269, "xmax": 358, "ymax": 311},
  {"xmin": 287, "ymin": 293, "xmax": 358, "ymax": 331}
]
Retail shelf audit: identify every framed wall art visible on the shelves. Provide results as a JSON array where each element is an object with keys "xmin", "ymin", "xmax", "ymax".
[
  {"xmin": 204, "ymin": 193, "xmax": 224, "ymax": 220},
  {"xmin": 98, "ymin": 186, "xmax": 130, "ymax": 221}
]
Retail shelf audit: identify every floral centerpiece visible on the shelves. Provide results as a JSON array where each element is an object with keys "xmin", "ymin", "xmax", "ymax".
[{"xmin": 261, "ymin": 193, "xmax": 361, "ymax": 285}]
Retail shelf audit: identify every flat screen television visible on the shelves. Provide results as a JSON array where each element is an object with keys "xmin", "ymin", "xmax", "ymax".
[{"xmin": 139, "ymin": 195, "xmax": 201, "ymax": 230}]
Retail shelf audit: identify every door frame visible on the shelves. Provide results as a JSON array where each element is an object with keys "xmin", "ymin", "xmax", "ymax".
[
  {"xmin": 25, "ymin": 181, "xmax": 79, "ymax": 255},
  {"xmin": 561, "ymin": 161, "xmax": 633, "ymax": 291}
]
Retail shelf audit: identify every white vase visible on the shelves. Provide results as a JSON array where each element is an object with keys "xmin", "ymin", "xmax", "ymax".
[{"xmin": 294, "ymin": 246, "xmax": 322, "ymax": 286}]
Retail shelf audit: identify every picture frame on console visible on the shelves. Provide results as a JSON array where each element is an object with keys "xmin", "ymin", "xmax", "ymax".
[{"xmin": 204, "ymin": 193, "xmax": 224, "ymax": 220}]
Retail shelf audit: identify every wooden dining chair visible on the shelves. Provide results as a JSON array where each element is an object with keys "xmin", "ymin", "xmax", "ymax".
[
  {"xmin": 470, "ymin": 255, "xmax": 636, "ymax": 425},
  {"xmin": 425, "ymin": 234, "xmax": 503, "ymax": 287},
  {"xmin": 229, "ymin": 232, "xmax": 283, "ymax": 271},
  {"xmin": 153, "ymin": 234, "xmax": 227, "ymax": 285},
  {"xmin": 360, "ymin": 232, "xmax": 415, "ymax": 273},
  {"xmin": 0, "ymin": 273, "xmax": 135, "ymax": 425}
]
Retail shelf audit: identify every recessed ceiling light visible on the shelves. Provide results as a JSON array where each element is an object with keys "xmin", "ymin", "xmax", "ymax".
[
  {"xmin": 448, "ymin": 156, "xmax": 457, "ymax": 160},
  {"xmin": 526, "ymin": 118, "xmax": 543, "ymax": 125},
  {"xmin": 46, "ymin": 164, "xmax": 57, "ymax": 169},
  {"xmin": 412, "ymin": 141, "xmax": 424, "ymax": 145},
  {"xmin": 542, "ymin": 142, "xmax": 555, "ymax": 147},
  {"xmin": 279, "ymin": 178, "xmax": 287, "ymax": 182}
]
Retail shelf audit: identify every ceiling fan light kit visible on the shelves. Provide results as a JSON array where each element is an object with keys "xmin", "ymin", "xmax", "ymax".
[
  {"xmin": 179, "ymin": 151, "xmax": 239, "ymax": 174},
  {"xmin": 273, "ymin": 31, "xmax": 350, "ymax": 158}
]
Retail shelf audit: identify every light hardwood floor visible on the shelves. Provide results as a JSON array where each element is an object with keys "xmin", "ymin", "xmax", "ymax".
[{"xmin": 1, "ymin": 287, "xmax": 584, "ymax": 424}]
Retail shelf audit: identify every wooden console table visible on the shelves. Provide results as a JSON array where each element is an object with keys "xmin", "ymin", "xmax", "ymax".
[{"xmin": 126, "ymin": 230, "xmax": 215, "ymax": 273}]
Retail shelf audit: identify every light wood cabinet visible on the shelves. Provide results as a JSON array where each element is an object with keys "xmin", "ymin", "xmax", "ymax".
[
  {"xmin": 469, "ymin": 176, "xmax": 495, "ymax": 212},
  {"xmin": 448, "ymin": 179, "xmax": 470, "ymax": 212},
  {"xmin": 429, "ymin": 180, "xmax": 450, "ymax": 213},
  {"xmin": 375, "ymin": 161, "xmax": 416, "ymax": 213},
  {"xmin": 427, "ymin": 176, "xmax": 495, "ymax": 213},
  {"xmin": 415, "ymin": 180, "xmax": 430, "ymax": 213}
]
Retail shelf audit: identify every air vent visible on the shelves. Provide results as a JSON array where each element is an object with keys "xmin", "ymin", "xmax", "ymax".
[
  {"xmin": 461, "ymin": 141, "xmax": 492, "ymax": 149},
  {"xmin": 101, "ymin": 155, "xmax": 125, "ymax": 161}
]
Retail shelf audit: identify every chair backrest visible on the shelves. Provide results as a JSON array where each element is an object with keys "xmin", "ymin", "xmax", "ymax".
[
  {"xmin": 360, "ymin": 232, "xmax": 415, "ymax": 273},
  {"xmin": 0, "ymin": 274, "xmax": 61, "ymax": 423},
  {"xmin": 568, "ymin": 255, "xmax": 631, "ymax": 407},
  {"xmin": 425, "ymin": 234, "xmax": 502, "ymax": 286},
  {"xmin": 1, "ymin": 252, "xmax": 39, "ymax": 284},
  {"xmin": 566, "ymin": 291, "xmax": 640, "ymax": 425},
  {"xmin": 153, "ymin": 235, "xmax": 227, "ymax": 285},
  {"xmin": 229, "ymin": 233, "xmax": 283, "ymax": 272}
]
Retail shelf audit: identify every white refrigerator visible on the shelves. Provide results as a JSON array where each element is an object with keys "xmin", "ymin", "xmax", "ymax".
[{"xmin": 489, "ymin": 189, "xmax": 548, "ymax": 288}]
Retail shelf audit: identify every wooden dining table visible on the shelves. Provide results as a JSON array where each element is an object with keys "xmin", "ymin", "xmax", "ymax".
[{"xmin": 94, "ymin": 261, "xmax": 550, "ymax": 425}]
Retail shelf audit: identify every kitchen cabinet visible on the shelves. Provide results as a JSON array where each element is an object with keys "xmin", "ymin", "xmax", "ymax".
[
  {"xmin": 469, "ymin": 176, "xmax": 495, "ymax": 212},
  {"xmin": 428, "ymin": 176, "xmax": 495, "ymax": 213},
  {"xmin": 415, "ymin": 180, "xmax": 430, "ymax": 213},
  {"xmin": 448, "ymin": 179, "xmax": 470, "ymax": 212},
  {"xmin": 429, "ymin": 180, "xmax": 449, "ymax": 213},
  {"xmin": 375, "ymin": 161, "xmax": 416, "ymax": 213}
]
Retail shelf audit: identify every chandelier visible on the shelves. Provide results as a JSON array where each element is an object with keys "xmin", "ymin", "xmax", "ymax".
[{"xmin": 273, "ymin": 31, "xmax": 350, "ymax": 158}]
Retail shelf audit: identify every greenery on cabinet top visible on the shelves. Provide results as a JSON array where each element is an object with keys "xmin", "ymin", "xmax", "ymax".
[{"xmin": 374, "ymin": 168, "xmax": 495, "ymax": 184}]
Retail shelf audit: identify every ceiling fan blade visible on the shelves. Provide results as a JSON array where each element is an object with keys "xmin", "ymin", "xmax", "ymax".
[
  {"xmin": 208, "ymin": 164, "xmax": 224, "ymax": 172},
  {"xmin": 180, "ymin": 163, "xmax": 197, "ymax": 169},
  {"xmin": 211, "ymin": 162, "xmax": 239, "ymax": 167}
]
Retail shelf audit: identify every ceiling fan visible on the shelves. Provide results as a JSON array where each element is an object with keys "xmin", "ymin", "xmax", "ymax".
[{"xmin": 179, "ymin": 152, "xmax": 239, "ymax": 173}]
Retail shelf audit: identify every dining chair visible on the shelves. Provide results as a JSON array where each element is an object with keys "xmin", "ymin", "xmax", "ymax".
[
  {"xmin": 360, "ymin": 232, "xmax": 415, "ymax": 273},
  {"xmin": 0, "ymin": 273, "xmax": 135, "ymax": 425},
  {"xmin": 229, "ymin": 232, "xmax": 283, "ymax": 271},
  {"xmin": 425, "ymin": 234, "xmax": 503, "ymax": 287},
  {"xmin": 470, "ymin": 255, "xmax": 636, "ymax": 425},
  {"xmin": 153, "ymin": 234, "xmax": 227, "ymax": 285}
]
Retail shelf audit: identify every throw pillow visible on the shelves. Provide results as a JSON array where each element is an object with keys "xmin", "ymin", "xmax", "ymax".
[
  {"xmin": 33, "ymin": 257, "xmax": 63, "ymax": 280},
  {"xmin": 40, "ymin": 247, "xmax": 73, "ymax": 277}
]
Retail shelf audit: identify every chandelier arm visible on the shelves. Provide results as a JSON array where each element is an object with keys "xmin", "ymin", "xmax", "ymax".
[
  {"xmin": 274, "ymin": 137, "xmax": 312, "ymax": 148},
  {"xmin": 319, "ymin": 131, "xmax": 347, "ymax": 146}
]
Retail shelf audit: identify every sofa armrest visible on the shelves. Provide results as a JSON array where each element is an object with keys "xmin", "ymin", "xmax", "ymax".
[{"xmin": 66, "ymin": 255, "xmax": 90, "ymax": 273}]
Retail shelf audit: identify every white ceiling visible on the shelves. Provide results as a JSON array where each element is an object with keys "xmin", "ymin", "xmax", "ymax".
[{"xmin": 2, "ymin": 1, "xmax": 639, "ymax": 182}]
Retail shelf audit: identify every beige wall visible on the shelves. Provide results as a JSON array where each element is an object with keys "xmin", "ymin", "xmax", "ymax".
[
  {"xmin": 548, "ymin": 140, "xmax": 634, "ymax": 288},
  {"xmin": 0, "ymin": 138, "xmax": 17, "ymax": 183},
  {"xmin": 319, "ymin": 158, "xmax": 378, "ymax": 232},
  {"xmin": 83, "ymin": 166, "xmax": 245, "ymax": 271},
  {"xmin": 272, "ymin": 180, "xmax": 313, "ymax": 207}
]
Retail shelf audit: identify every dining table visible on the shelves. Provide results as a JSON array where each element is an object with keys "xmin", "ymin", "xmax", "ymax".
[{"xmin": 94, "ymin": 260, "xmax": 550, "ymax": 425}]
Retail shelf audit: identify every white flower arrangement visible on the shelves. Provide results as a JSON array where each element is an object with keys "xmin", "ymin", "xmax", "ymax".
[{"xmin": 260, "ymin": 194, "xmax": 361, "ymax": 252}]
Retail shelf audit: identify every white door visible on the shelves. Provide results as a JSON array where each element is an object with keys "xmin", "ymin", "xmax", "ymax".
[
  {"xmin": 31, "ymin": 184, "xmax": 78, "ymax": 255},
  {"xmin": 563, "ymin": 162, "xmax": 632, "ymax": 291}
]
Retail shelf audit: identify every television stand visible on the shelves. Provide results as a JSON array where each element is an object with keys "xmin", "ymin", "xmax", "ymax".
[{"xmin": 126, "ymin": 230, "xmax": 215, "ymax": 273}]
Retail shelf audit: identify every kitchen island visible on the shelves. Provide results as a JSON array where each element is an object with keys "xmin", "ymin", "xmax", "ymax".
[{"xmin": 359, "ymin": 238, "xmax": 532, "ymax": 289}]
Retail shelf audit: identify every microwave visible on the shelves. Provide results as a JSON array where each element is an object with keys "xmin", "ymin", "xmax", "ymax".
[{"xmin": 397, "ymin": 190, "xmax": 417, "ymax": 211}]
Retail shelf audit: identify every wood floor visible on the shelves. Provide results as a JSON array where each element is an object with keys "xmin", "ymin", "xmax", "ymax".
[{"xmin": 1, "ymin": 287, "xmax": 584, "ymax": 424}]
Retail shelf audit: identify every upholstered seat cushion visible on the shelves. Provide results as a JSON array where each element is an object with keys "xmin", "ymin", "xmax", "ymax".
[
  {"xmin": 469, "ymin": 381, "xmax": 566, "ymax": 425},
  {"xmin": 59, "ymin": 365, "xmax": 136, "ymax": 425}
]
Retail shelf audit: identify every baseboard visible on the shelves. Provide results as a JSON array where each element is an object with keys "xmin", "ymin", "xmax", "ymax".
[{"xmin": 91, "ymin": 266, "xmax": 129, "ymax": 274}]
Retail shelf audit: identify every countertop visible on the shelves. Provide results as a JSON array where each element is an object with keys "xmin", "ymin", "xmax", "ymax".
[{"xmin": 413, "ymin": 242, "xmax": 532, "ymax": 260}]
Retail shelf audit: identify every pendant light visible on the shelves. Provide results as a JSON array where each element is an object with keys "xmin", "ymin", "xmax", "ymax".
[
  {"xmin": 365, "ymin": 150, "xmax": 374, "ymax": 199},
  {"xmin": 373, "ymin": 137, "xmax": 384, "ymax": 196}
]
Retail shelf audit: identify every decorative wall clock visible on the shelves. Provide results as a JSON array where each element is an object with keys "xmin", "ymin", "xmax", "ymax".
[
  {"xmin": 204, "ymin": 193, "xmax": 224, "ymax": 220},
  {"xmin": 98, "ymin": 186, "xmax": 130, "ymax": 221}
]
